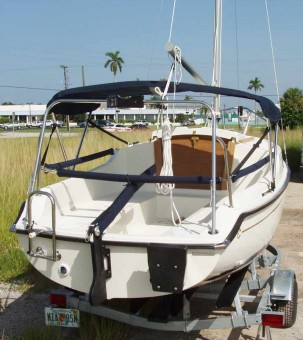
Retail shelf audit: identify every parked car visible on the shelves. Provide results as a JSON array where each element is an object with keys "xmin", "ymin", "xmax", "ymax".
[
  {"xmin": 94, "ymin": 119, "xmax": 113, "ymax": 127},
  {"xmin": 130, "ymin": 124, "xmax": 149, "ymax": 130},
  {"xmin": 134, "ymin": 120, "xmax": 149, "ymax": 126},
  {"xmin": 182, "ymin": 119, "xmax": 195, "ymax": 126},
  {"xmin": 77, "ymin": 119, "xmax": 95, "ymax": 128},
  {"xmin": 44, "ymin": 120, "xmax": 54, "ymax": 128},
  {"xmin": 77, "ymin": 120, "xmax": 85, "ymax": 128},
  {"xmin": 26, "ymin": 121, "xmax": 43, "ymax": 128},
  {"xmin": 55, "ymin": 120, "xmax": 64, "ymax": 127},
  {"xmin": 0, "ymin": 122, "xmax": 26, "ymax": 130},
  {"xmin": 104, "ymin": 124, "xmax": 131, "ymax": 132}
]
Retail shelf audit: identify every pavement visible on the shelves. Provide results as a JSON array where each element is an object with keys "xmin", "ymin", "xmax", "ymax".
[{"xmin": 0, "ymin": 131, "xmax": 78, "ymax": 138}]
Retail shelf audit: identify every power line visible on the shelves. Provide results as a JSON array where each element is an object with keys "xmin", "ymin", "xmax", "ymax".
[{"xmin": 0, "ymin": 85, "xmax": 60, "ymax": 91}]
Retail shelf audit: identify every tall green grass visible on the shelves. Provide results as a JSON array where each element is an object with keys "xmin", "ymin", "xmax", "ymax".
[
  {"xmin": 246, "ymin": 126, "xmax": 302, "ymax": 172},
  {"xmin": 20, "ymin": 312, "xmax": 126, "ymax": 340},
  {"xmin": 0, "ymin": 127, "xmax": 302, "ymax": 281},
  {"xmin": 0, "ymin": 129, "xmax": 151, "ymax": 281},
  {"xmin": 0, "ymin": 129, "xmax": 151, "ymax": 339},
  {"xmin": 0, "ymin": 137, "xmax": 37, "ymax": 279},
  {"xmin": 0, "ymin": 127, "xmax": 301, "ymax": 338},
  {"xmin": 281, "ymin": 128, "xmax": 303, "ymax": 172}
]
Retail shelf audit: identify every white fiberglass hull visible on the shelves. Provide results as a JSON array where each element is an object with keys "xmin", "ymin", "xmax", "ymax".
[
  {"xmin": 12, "ymin": 125, "xmax": 289, "ymax": 301},
  {"xmin": 15, "ymin": 177, "xmax": 286, "ymax": 300}
]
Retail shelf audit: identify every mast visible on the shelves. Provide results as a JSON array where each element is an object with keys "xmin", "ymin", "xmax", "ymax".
[{"xmin": 212, "ymin": 0, "xmax": 222, "ymax": 116}]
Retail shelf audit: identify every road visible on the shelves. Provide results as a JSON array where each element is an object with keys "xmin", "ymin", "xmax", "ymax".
[{"xmin": 0, "ymin": 131, "xmax": 78, "ymax": 138}]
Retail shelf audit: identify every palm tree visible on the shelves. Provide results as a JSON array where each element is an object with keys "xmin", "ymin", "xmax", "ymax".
[
  {"xmin": 247, "ymin": 77, "xmax": 264, "ymax": 94},
  {"xmin": 248, "ymin": 77, "xmax": 264, "ymax": 124},
  {"xmin": 104, "ymin": 51, "xmax": 124, "ymax": 82}
]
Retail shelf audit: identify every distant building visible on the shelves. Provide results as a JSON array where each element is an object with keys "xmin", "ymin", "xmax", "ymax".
[
  {"xmin": 0, "ymin": 104, "xmax": 46, "ymax": 123},
  {"xmin": 0, "ymin": 104, "xmax": 198, "ymax": 123},
  {"xmin": 0, "ymin": 103, "xmax": 265, "ymax": 127}
]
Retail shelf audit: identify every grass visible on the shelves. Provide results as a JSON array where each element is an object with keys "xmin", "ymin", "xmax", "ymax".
[
  {"xmin": 0, "ymin": 126, "xmax": 301, "ymax": 280},
  {"xmin": 0, "ymin": 137, "xmax": 37, "ymax": 280},
  {"xmin": 0, "ymin": 129, "xmax": 151, "ymax": 281},
  {"xmin": 281, "ymin": 128, "xmax": 303, "ymax": 172},
  {"xmin": 0, "ymin": 126, "xmax": 302, "ymax": 338},
  {"xmin": 0, "ymin": 129, "xmax": 151, "ymax": 339},
  {"xmin": 19, "ymin": 312, "xmax": 126, "ymax": 340},
  {"xmin": 246, "ymin": 126, "xmax": 303, "ymax": 172}
]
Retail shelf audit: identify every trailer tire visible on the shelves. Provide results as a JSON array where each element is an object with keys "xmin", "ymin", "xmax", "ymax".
[{"xmin": 275, "ymin": 278, "xmax": 298, "ymax": 328}]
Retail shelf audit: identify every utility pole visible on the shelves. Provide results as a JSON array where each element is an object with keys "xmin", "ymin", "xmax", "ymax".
[
  {"xmin": 60, "ymin": 65, "xmax": 70, "ymax": 130},
  {"xmin": 82, "ymin": 65, "xmax": 86, "ymax": 86},
  {"xmin": 60, "ymin": 65, "xmax": 69, "ymax": 90}
]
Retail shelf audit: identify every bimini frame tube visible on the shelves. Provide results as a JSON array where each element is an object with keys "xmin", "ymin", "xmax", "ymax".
[
  {"xmin": 73, "ymin": 111, "xmax": 93, "ymax": 170},
  {"xmin": 211, "ymin": 106, "xmax": 217, "ymax": 234},
  {"xmin": 29, "ymin": 100, "xmax": 101, "ymax": 193},
  {"xmin": 30, "ymin": 98, "xmax": 229, "ymax": 238},
  {"xmin": 28, "ymin": 107, "xmax": 50, "ymax": 194}
]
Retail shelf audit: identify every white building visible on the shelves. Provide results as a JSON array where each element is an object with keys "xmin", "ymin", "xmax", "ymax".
[
  {"xmin": 0, "ymin": 105, "xmax": 197, "ymax": 123},
  {"xmin": 0, "ymin": 104, "xmax": 46, "ymax": 123}
]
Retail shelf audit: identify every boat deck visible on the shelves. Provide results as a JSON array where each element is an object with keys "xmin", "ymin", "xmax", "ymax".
[{"xmin": 24, "ymin": 183, "xmax": 234, "ymax": 245}]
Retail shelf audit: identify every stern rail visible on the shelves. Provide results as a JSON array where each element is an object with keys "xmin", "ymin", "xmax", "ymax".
[{"xmin": 27, "ymin": 190, "xmax": 61, "ymax": 261}]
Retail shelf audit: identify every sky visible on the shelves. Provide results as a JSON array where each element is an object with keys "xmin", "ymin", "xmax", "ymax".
[{"xmin": 0, "ymin": 0, "xmax": 302, "ymax": 107}]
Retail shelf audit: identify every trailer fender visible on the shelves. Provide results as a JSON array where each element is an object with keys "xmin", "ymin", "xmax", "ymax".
[{"xmin": 270, "ymin": 269, "xmax": 296, "ymax": 302}]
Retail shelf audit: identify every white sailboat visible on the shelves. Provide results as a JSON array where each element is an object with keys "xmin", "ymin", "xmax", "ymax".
[
  {"xmin": 11, "ymin": 1, "xmax": 289, "ymax": 308},
  {"xmin": 11, "ymin": 80, "xmax": 289, "ymax": 304}
]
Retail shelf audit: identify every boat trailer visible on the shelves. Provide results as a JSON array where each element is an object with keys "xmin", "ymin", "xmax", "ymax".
[{"xmin": 49, "ymin": 244, "xmax": 297, "ymax": 338}]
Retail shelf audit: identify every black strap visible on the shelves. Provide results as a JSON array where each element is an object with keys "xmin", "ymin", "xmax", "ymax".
[
  {"xmin": 45, "ymin": 148, "xmax": 115, "ymax": 170},
  {"xmin": 56, "ymin": 167, "xmax": 221, "ymax": 185},
  {"xmin": 231, "ymin": 156, "xmax": 270, "ymax": 182},
  {"xmin": 231, "ymin": 127, "xmax": 270, "ymax": 178},
  {"xmin": 89, "ymin": 119, "xmax": 129, "ymax": 145},
  {"xmin": 40, "ymin": 124, "xmax": 57, "ymax": 167}
]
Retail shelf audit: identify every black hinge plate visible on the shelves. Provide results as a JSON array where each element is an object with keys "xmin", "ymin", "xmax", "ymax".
[
  {"xmin": 147, "ymin": 244, "xmax": 186, "ymax": 293},
  {"xmin": 103, "ymin": 247, "xmax": 112, "ymax": 279}
]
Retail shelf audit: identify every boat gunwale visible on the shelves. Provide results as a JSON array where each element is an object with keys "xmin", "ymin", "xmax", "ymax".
[{"xmin": 11, "ymin": 166, "xmax": 289, "ymax": 248}]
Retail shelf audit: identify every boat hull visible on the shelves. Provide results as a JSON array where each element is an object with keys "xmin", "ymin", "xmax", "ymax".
[{"xmin": 15, "ymin": 189, "xmax": 285, "ymax": 300}]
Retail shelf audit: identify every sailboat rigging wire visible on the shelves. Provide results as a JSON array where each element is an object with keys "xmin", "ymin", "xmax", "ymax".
[
  {"xmin": 168, "ymin": 0, "xmax": 177, "ymax": 42},
  {"xmin": 147, "ymin": 0, "xmax": 164, "ymax": 79},
  {"xmin": 264, "ymin": 0, "xmax": 288, "ymax": 163},
  {"xmin": 264, "ymin": 0, "xmax": 280, "ymax": 103},
  {"xmin": 234, "ymin": 0, "xmax": 240, "ymax": 91}
]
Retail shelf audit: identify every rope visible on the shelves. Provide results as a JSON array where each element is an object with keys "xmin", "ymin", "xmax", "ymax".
[
  {"xmin": 155, "ymin": 118, "xmax": 182, "ymax": 227},
  {"xmin": 173, "ymin": 46, "xmax": 182, "ymax": 88},
  {"xmin": 155, "ymin": 0, "xmax": 183, "ymax": 227},
  {"xmin": 156, "ymin": 118, "xmax": 174, "ymax": 195}
]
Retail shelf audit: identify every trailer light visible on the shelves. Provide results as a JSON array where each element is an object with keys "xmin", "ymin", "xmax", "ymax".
[
  {"xmin": 261, "ymin": 312, "xmax": 284, "ymax": 327},
  {"xmin": 49, "ymin": 292, "xmax": 67, "ymax": 307}
]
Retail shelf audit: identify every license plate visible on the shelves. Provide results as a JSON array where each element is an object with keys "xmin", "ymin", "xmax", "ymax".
[{"xmin": 45, "ymin": 307, "xmax": 80, "ymax": 327}]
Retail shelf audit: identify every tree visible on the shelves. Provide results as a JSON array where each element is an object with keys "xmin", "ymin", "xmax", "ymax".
[
  {"xmin": 280, "ymin": 87, "xmax": 303, "ymax": 129},
  {"xmin": 104, "ymin": 51, "xmax": 124, "ymax": 82},
  {"xmin": 184, "ymin": 95, "xmax": 192, "ymax": 101},
  {"xmin": 248, "ymin": 77, "xmax": 264, "ymax": 122},
  {"xmin": 247, "ymin": 77, "xmax": 264, "ymax": 94}
]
